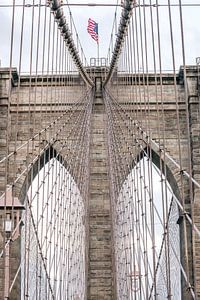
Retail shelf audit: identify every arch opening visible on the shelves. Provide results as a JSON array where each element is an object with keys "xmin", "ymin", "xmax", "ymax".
[
  {"xmin": 20, "ymin": 157, "xmax": 86, "ymax": 299},
  {"xmin": 114, "ymin": 156, "xmax": 182, "ymax": 299}
]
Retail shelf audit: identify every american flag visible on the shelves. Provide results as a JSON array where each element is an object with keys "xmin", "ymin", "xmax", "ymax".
[{"xmin": 87, "ymin": 18, "xmax": 99, "ymax": 43}]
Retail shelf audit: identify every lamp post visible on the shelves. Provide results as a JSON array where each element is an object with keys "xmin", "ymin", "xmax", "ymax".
[
  {"xmin": 0, "ymin": 185, "xmax": 25, "ymax": 299},
  {"xmin": 127, "ymin": 266, "xmax": 141, "ymax": 294}
]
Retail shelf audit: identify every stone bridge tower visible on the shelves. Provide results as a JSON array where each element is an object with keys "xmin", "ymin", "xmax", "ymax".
[{"xmin": 0, "ymin": 65, "xmax": 200, "ymax": 299}]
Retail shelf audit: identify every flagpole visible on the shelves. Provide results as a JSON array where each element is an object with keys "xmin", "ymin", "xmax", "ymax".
[
  {"xmin": 97, "ymin": 22, "xmax": 99, "ymax": 66},
  {"xmin": 97, "ymin": 41, "xmax": 99, "ymax": 66}
]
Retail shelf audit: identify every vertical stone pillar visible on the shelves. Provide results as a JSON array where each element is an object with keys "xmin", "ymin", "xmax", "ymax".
[
  {"xmin": 187, "ymin": 70, "xmax": 200, "ymax": 298},
  {"xmin": 87, "ymin": 74, "xmax": 114, "ymax": 299},
  {"xmin": 0, "ymin": 68, "xmax": 13, "ymax": 193},
  {"xmin": 0, "ymin": 68, "xmax": 21, "ymax": 300},
  {"xmin": 0, "ymin": 68, "xmax": 11, "ymax": 299}
]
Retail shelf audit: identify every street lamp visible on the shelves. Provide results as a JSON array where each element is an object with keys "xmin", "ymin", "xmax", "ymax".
[{"xmin": 127, "ymin": 266, "xmax": 142, "ymax": 293}]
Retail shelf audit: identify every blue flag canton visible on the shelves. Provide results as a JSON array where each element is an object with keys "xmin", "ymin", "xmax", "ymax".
[{"xmin": 94, "ymin": 23, "xmax": 98, "ymax": 35}]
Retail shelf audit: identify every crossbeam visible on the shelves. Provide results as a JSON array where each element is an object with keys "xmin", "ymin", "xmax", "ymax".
[{"xmin": 1, "ymin": 3, "xmax": 200, "ymax": 8}]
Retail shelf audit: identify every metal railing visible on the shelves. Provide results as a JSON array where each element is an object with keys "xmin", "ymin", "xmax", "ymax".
[{"xmin": 90, "ymin": 57, "xmax": 107, "ymax": 67}]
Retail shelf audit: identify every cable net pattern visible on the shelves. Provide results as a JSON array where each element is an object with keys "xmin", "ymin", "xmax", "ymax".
[
  {"xmin": 0, "ymin": 0, "xmax": 200, "ymax": 299},
  {"xmin": 0, "ymin": 1, "xmax": 92, "ymax": 299},
  {"xmin": 104, "ymin": 91, "xmax": 183, "ymax": 299},
  {"xmin": 104, "ymin": 1, "xmax": 200, "ymax": 298},
  {"xmin": 20, "ymin": 159, "xmax": 86, "ymax": 299}
]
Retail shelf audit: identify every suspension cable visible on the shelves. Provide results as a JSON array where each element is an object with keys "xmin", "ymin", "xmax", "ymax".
[
  {"xmin": 104, "ymin": 0, "xmax": 136, "ymax": 86},
  {"xmin": 49, "ymin": 0, "xmax": 93, "ymax": 86}
]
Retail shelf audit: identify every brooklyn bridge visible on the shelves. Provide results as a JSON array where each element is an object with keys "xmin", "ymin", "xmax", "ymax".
[{"xmin": 0, "ymin": 0, "xmax": 200, "ymax": 299}]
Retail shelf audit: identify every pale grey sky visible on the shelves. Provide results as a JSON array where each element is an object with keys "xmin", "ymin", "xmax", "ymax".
[{"xmin": 0, "ymin": 0, "xmax": 199, "ymax": 71}]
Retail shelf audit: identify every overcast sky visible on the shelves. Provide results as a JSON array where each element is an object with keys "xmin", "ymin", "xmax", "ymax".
[
  {"xmin": 0, "ymin": 0, "xmax": 121, "ymax": 70},
  {"xmin": 0, "ymin": 0, "xmax": 199, "ymax": 71},
  {"xmin": 67, "ymin": 0, "xmax": 200, "ymax": 69}
]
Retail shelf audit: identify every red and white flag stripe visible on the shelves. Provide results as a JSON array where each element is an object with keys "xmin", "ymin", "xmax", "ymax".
[{"xmin": 87, "ymin": 18, "xmax": 99, "ymax": 43}]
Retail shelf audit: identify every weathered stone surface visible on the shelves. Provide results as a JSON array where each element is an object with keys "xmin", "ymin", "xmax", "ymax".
[
  {"xmin": 87, "ymin": 90, "xmax": 114, "ymax": 298},
  {"xmin": 0, "ymin": 66, "xmax": 200, "ymax": 299}
]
